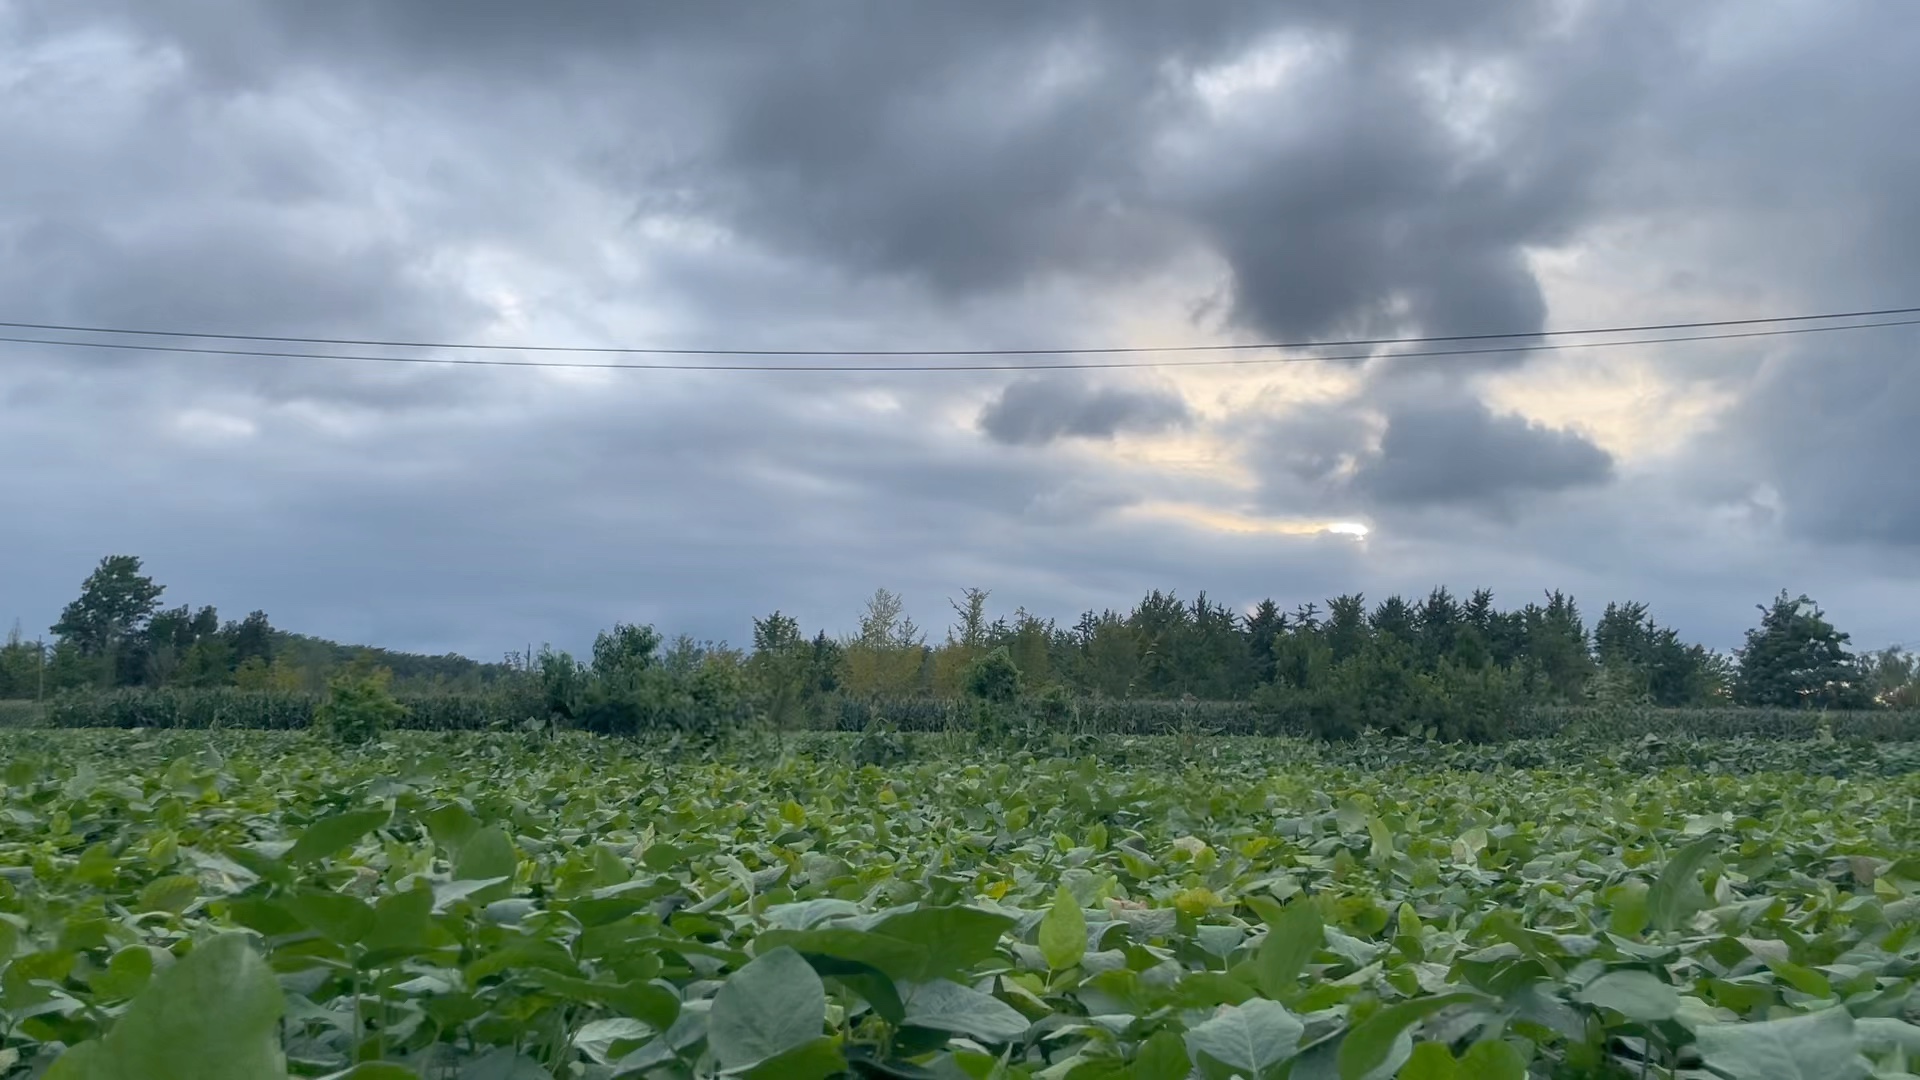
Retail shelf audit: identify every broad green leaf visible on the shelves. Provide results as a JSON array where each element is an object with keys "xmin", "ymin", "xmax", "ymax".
[
  {"xmin": 453, "ymin": 1050, "xmax": 547, "ymax": 1079},
  {"xmin": 1759, "ymin": 957, "xmax": 1831, "ymax": 997},
  {"xmin": 1172, "ymin": 971, "xmax": 1257, "ymax": 1009},
  {"xmin": 944, "ymin": 1049, "xmax": 1015, "ymax": 1080},
  {"xmin": 573, "ymin": 1018, "xmax": 653, "ymax": 1066},
  {"xmin": 1456, "ymin": 1039, "xmax": 1526, "ymax": 1079},
  {"xmin": 44, "ymin": 1044, "xmax": 104, "ymax": 1080},
  {"xmin": 1451, "ymin": 827, "xmax": 1488, "ymax": 865},
  {"xmin": 223, "ymin": 896, "xmax": 303, "ymax": 937},
  {"xmin": 754, "ymin": 927, "xmax": 929, "ymax": 982},
  {"xmin": 1295, "ymin": 1030, "xmax": 1413, "ymax": 1080},
  {"xmin": 320, "ymin": 1066, "xmax": 423, "ymax": 1079},
  {"xmin": 423, "ymin": 802, "xmax": 480, "ymax": 851},
  {"xmin": 902, "ymin": 979, "xmax": 1031, "ymax": 1043},
  {"xmin": 764, "ymin": 899, "xmax": 864, "ymax": 930},
  {"xmin": 1367, "ymin": 817, "xmax": 1395, "ymax": 862},
  {"xmin": 869, "ymin": 906, "xmax": 1016, "ymax": 981},
  {"xmin": 591, "ymin": 844, "xmax": 631, "ymax": 887},
  {"xmin": 708, "ymin": 947, "xmax": 827, "ymax": 1070},
  {"xmin": 1649, "ymin": 838, "xmax": 1717, "ymax": 933},
  {"xmin": 466, "ymin": 939, "xmax": 579, "ymax": 983},
  {"xmin": 1255, "ymin": 900, "xmax": 1323, "ymax": 999},
  {"xmin": 1039, "ymin": 886, "xmax": 1088, "ymax": 971},
  {"xmin": 822, "ymin": 964, "xmax": 906, "ymax": 1025},
  {"xmin": 1605, "ymin": 879, "xmax": 1651, "ymax": 937},
  {"xmin": 360, "ymin": 885, "xmax": 436, "ymax": 961},
  {"xmin": 1338, "ymin": 993, "xmax": 1486, "ymax": 1080},
  {"xmin": 1396, "ymin": 1042, "xmax": 1457, "ymax": 1080},
  {"xmin": 136, "ymin": 875, "xmax": 201, "ymax": 914},
  {"xmin": 75, "ymin": 843, "xmax": 116, "ymax": 885},
  {"xmin": 1693, "ymin": 1009, "xmax": 1867, "ymax": 1080},
  {"xmin": 47, "ymin": 933, "xmax": 286, "ymax": 1080},
  {"xmin": 432, "ymin": 876, "xmax": 511, "ymax": 912},
  {"xmin": 732, "ymin": 1035, "xmax": 844, "ymax": 1080},
  {"xmin": 285, "ymin": 890, "xmax": 375, "ymax": 946},
  {"xmin": 284, "ymin": 807, "xmax": 390, "ymax": 866},
  {"xmin": 1575, "ymin": 970, "xmax": 1680, "ymax": 1021},
  {"xmin": 1857, "ymin": 1017, "xmax": 1920, "ymax": 1056},
  {"xmin": 529, "ymin": 970, "xmax": 680, "ymax": 1030},
  {"xmin": 88, "ymin": 946, "xmax": 155, "ymax": 1001},
  {"xmin": 1128, "ymin": 1031, "xmax": 1192, "ymax": 1080},
  {"xmin": 455, "ymin": 827, "xmax": 518, "ymax": 903},
  {"xmin": 1185, "ymin": 999, "xmax": 1305, "ymax": 1075}
]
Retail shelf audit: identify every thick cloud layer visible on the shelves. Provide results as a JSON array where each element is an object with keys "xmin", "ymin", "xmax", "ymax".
[
  {"xmin": 978, "ymin": 377, "xmax": 1192, "ymax": 446},
  {"xmin": 4, "ymin": 0, "xmax": 1920, "ymax": 655},
  {"xmin": 1354, "ymin": 397, "xmax": 1613, "ymax": 510}
]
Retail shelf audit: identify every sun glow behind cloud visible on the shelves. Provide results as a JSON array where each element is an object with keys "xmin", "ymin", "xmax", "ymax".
[{"xmin": 1127, "ymin": 501, "xmax": 1370, "ymax": 541}]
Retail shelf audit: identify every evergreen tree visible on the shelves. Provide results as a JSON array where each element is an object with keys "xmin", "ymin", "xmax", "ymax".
[
  {"xmin": 1734, "ymin": 592, "xmax": 1868, "ymax": 708},
  {"xmin": 1244, "ymin": 600, "xmax": 1284, "ymax": 685},
  {"xmin": 1369, "ymin": 596, "xmax": 1417, "ymax": 649}
]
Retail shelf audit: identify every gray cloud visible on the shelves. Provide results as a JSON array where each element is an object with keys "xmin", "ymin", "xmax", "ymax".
[
  {"xmin": 1703, "ymin": 331, "xmax": 1920, "ymax": 547},
  {"xmin": 1248, "ymin": 391, "xmax": 1613, "ymax": 518},
  {"xmin": 1248, "ymin": 401, "xmax": 1374, "ymax": 489},
  {"xmin": 978, "ymin": 377, "xmax": 1192, "ymax": 446},
  {"xmin": 38, "ymin": 0, "xmax": 1661, "ymax": 341},
  {"xmin": 5, "ymin": 0, "xmax": 1920, "ymax": 659},
  {"xmin": 1351, "ymin": 395, "xmax": 1614, "ymax": 510}
]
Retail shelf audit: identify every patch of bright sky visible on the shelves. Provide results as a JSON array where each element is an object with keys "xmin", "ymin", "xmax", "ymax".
[
  {"xmin": 1480, "ymin": 233, "xmax": 1751, "ymax": 460},
  {"xmin": 1125, "ymin": 501, "xmax": 1370, "ymax": 542},
  {"xmin": 3, "ymin": 20, "xmax": 178, "ymax": 126},
  {"xmin": 1408, "ymin": 52, "xmax": 1518, "ymax": 164},
  {"xmin": 1047, "ymin": 251, "xmax": 1362, "ymax": 492},
  {"xmin": 1189, "ymin": 29, "xmax": 1343, "ymax": 113},
  {"xmin": 168, "ymin": 408, "xmax": 258, "ymax": 446}
]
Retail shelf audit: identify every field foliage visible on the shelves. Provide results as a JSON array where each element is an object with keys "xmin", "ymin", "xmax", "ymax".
[
  {"xmin": 12, "ymin": 687, "xmax": 1920, "ymax": 746},
  {"xmin": 0, "ymin": 730, "xmax": 1917, "ymax": 1077}
]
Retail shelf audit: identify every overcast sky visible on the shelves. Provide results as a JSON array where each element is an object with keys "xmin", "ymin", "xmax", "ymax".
[{"xmin": 5, "ymin": 1, "xmax": 1920, "ymax": 659}]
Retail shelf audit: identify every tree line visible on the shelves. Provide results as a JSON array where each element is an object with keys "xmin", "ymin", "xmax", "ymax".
[
  {"xmin": 0, "ymin": 556, "xmax": 505, "ymax": 700},
  {"xmin": 6, "ymin": 556, "xmax": 1913, "ymax": 739}
]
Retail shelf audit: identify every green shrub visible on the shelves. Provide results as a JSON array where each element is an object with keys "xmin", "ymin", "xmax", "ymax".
[
  {"xmin": 315, "ymin": 667, "xmax": 406, "ymax": 745},
  {"xmin": 964, "ymin": 646, "xmax": 1023, "ymax": 705},
  {"xmin": 850, "ymin": 720, "xmax": 909, "ymax": 766},
  {"xmin": 23, "ymin": 684, "xmax": 1920, "ymax": 745}
]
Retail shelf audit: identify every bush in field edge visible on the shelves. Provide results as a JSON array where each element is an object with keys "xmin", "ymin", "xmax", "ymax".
[{"xmin": 21, "ymin": 685, "xmax": 1920, "ymax": 744}]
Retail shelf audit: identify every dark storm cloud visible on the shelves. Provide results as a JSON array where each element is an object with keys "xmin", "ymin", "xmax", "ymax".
[
  {"xmin": 45, "ymin": 0, "xmax": 1666, "ymax": 342},
  {"xmin": 1350, "ymin": 396, "xmax": 1614, "ymax": 509},
  {"xmin": 978, "ymin": 377, "xmax": 1192, "ymax": 446},
  {"xmin": 7, "ymin": 0, "xmax": 1920, "ymax": 659},
  {"xmin": 1706, "ymin": 330, "xmax": 1920, "ymax": 546},
  {"xmin": 1608, "ymin": 7, "xmax": 1920, "ymax": 551},
  {"xmin": 1247, "ymin": 392, "xmax": 1612, "ymax": 517}
]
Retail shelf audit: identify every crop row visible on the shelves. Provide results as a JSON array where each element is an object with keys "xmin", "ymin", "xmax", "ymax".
[
  {"xmin": 7, "ymin": 687, "xmax": 1920, "ymax": 743},
  {"xmin": 2, "ymin": 729, "xmax": 1918, "ymax": 1077}
]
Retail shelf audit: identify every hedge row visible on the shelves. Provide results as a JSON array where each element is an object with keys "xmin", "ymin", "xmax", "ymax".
[
  {"xmin": 827, "ymin": 697, "xmax": 1269, "ymax": 734},
  {"xmin": 833, "ymin": 698, "xmax": 1920, "ymax": 741},
  {"xmin": 0, "ymin": 700, "xmax": 45, "ymax": 729},
  {"xmin": 21, "ymin": 689, "xmax": 522, "ymax": 732},
  {"xmin": 6, "ymin": 689, "xmax": 1919, "ymax": 742}
]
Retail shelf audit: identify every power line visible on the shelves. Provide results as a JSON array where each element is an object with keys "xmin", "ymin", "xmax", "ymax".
[
  {"xmin": 2, "ymin": 317, "xmax": 1916, "ymax": 372},
  {"xmin": 1, "ymin": 303, "xmax": 1918, "ymax": 358}
]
